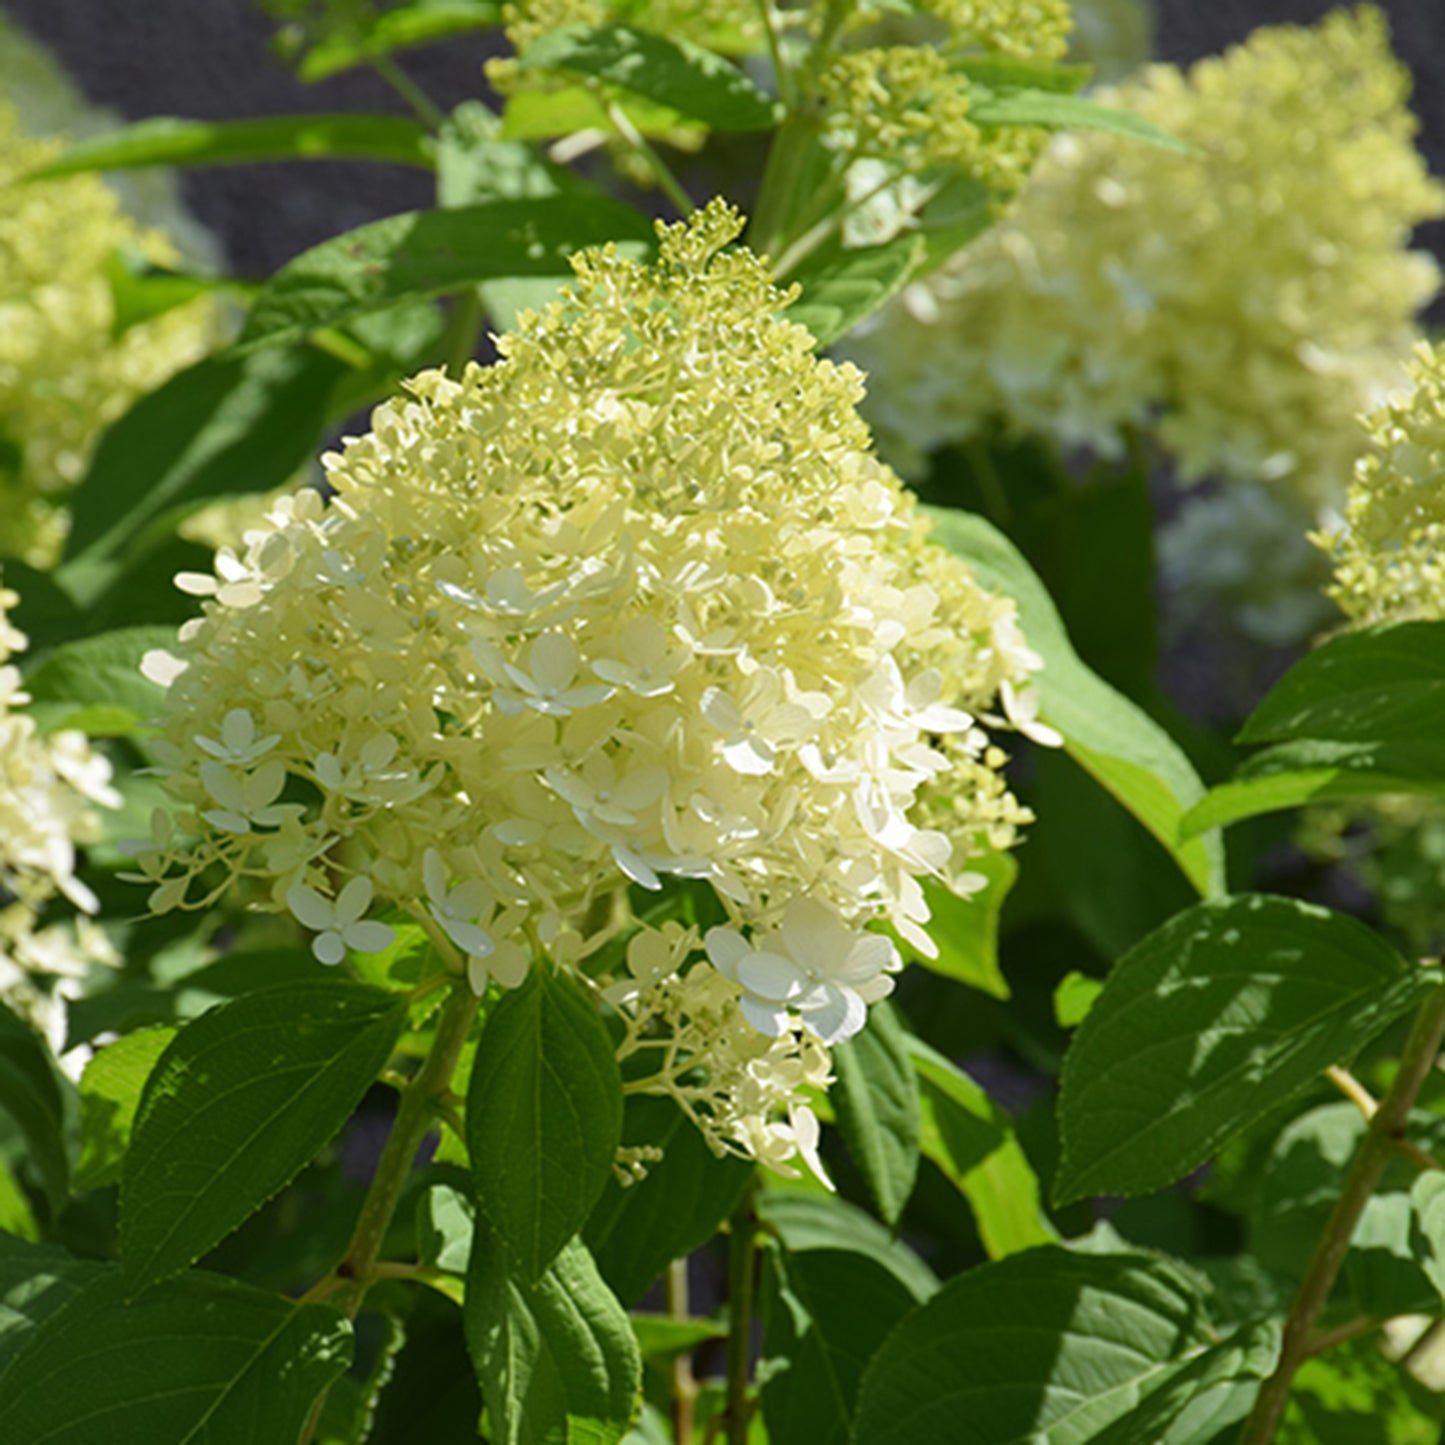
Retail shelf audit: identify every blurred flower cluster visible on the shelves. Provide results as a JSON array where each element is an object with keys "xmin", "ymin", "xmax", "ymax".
[
  {"xmin": 0, "ymin": 586, "xmax": 118, "ymax": 1068},
  {"xmin": 128, "ymin": 202, "xmax": 1047, "ymax": 1176}
]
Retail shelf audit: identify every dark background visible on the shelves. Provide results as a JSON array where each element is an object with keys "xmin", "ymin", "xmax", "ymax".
[{"xmin": 1, "ymin": 0, "xmax": 1441, "ymax": 279}]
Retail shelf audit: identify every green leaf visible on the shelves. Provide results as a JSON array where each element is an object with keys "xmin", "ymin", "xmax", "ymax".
[
  {"xmin": 1055, "ymin": 894, "xmax": 1437, "ymax": 1204},
  {"xmin": 0, "ymin": 1235, "xmax": 102, "ymax": 1369},
  {"xmin": 236, "ymin": 196, "xmax": 655, "ymax": 353},
  {"xmin": 851, "ymin": 1247, "xmax": 1214, "ymax": 1444},
  {"xmin": 57, "ymin": 347, "xmax": 346, "ymax": 607},
  {"xmin": 120, "ymin": 980, "xmax": 407, "ymax": 1290},
  {"xmin": 907, "ymin": 1036, "xmax": 1055, "ymax": 1258},
  {"xmin": 26, "ymin": 114, "xmax": 435, "ymax": 178},
  {"xmin": 629, "ymin": 1314, "xmax": 725, "ymax": 1361},
  {"xmin": 467, "ymin": 968, "xmax": 623, "ymax": 1282},
  {"xmin": 105, "ymin": 247, "xmax": 221, "ymax": 339},
  {"xmin": 1283, "ymin": 1335, "xmax": 1445, "ymax": 1441},
  {"xmin": 911, "ymin": 856, "xmax": 1015, "ymax": 1000},
  {"xmin": 954, "ymin": 56, "xmax": 1090, "ymax": 94},
  {"xmin": 1090, "ymin": 1319, "xmax": 1281, "ymax": 1445},
  {"xmin": 500, "ymin": 84, "xmax": 700, "ymax": 142},
  {"xmin": 0, "ymin": 1264, "xmax": 351, "ymax": 1444},
  {"xmin": 584, "ymin": 1093, "xmax": 751, "ymax": 1306},
  {"xmin": 1412, "ymin": 1171, "xmax": 1445, "ymax": 1300},
  {"xmin": 517, "ymin": 23, "xmax": 777, "ymax": 131},
  {"xmin": 786, "ymin": 233, "xmax": 923, "ymax": 349},
  {"xmin": 75, "ymin": 1025, "xmax": 177, "ymax": 1191},
  {"xmin": 759, "ymin": 1235, "xmax": 932, "ymax": 1445},
  {"xmin": 436, "ymin": 101, "xmax": 583, "ymax": 208},
  {"xmin": 1241, "ymin": 621, "xmax": 1445, "ymax": 745},
  {"xmin": 1183, "ymin": 738, "xmax": 1445, "ymax": 835},
  {"xmin": 969, "ymin": 86, "xmax": 1191, "ymax": 151},
  {"xmin": 1053, "ymin": 971, "xmax": 1102, "ymax": 1029},
  {"xmin": 21, "ymin": 625, "xmax": 172, "ymax": 736},
  {"xmin": 830, "ymin": 1002, "xmax": 919, "ymax": 1228},
  {"xmin": 297, "ymin": 0, "xmax": 504, "ymax": 81},
  {"xmin": 0, "ymin": 1003, "xmax": 68, "ymax": 1215},
  {"xmin": 465, "ymin": 1225, "xmax": 641, "ymax": 1445},
  {"xmin": 925, "ymin": 507, "xmax": 1225, "ymax": 897},
  {"xmin": 417, "ymin": 1181, "xmax": 475, "ymax": 1275},
  {"xmin": 756, "ymin": 1191, "xmax": 938, "ymax": 1301}
]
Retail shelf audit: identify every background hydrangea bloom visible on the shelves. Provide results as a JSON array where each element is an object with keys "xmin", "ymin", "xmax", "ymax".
[
  {"xmin": 0, "ymin": 586, "xmax": 119, "ymax": 1069},
  {"xmin": 845, "ymin": 6, "xmax": 1444, "ymax": 499},
  {"xmin": 131, "ymin": 201, "xmax": 1045, "ymax": 1172}
]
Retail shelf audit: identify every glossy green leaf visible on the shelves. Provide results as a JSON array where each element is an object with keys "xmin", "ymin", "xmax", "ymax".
[
  {"xmin": 852, "ymin": 1247, "xmax": 1214, "ymax": 1444},
  {"xmin": 969, "ymin": 86, "xmax": 1190, "ymax": 151},
  {"xmin": 786, "ymin": 233, "xmax": 923, "ymax": 348},
  {"xmin": 27, "ymin": 114, "xmax": 433, "ymax": 179},
  {"xmin": 1183, "ymin": 738, "xmax": 1445, "ymax": 835},
  {"xmin": 0, "ymin": 1265, "xmax": 351, "ymax": 1444},
  {"xmin": 75, "ymin": 1025, "xmax": 177, "ymax": 1191},
  {"xmin": 465, "ymin": 1224, "xmax": 641, "ymax": 1445},
  {"xmin": 517, "ymin": 23, "xmax": 777, "ymax": 131},
  {"xmin": 1056, "ymin": 895, "xmax": 1437, "ymax": 1204},
  {"xmin": 21, "ymin": 626, "xmax": 172, "ymax": 736},
  {"xmin": 467, "ymin": 968, "xmax": 623, "ymax": 1281},
  {"xmin": 1239, "ymin": 621, "xmax": 1445, "ymax": 746},
  {"xmin": 908, "ymin": 1037, "xmax": 1055, "ymax": 1258},
  {"xmin": 0, "ymin": 1003, "xmax": 68, "ymax": 1215},
  {"xmin": 296, "ymin": 0, "xmax": 503, "ymax": 80},
  {"xmin": 236, "ymin": 196, "xmax": 654, "ymax": 353},
  {"xmin": 830, "ymin": 1002, "xmax": 919, "ymax": 1228},
  {"xmin": 925, "ymin": 508, "xmax": 1224, "ymax": 897},
  {"xmin": 913, "ymin": 854, "xmax": 1015, "ymax": 999},
  {"xmin": 57, "ymin": 347, "xmax": 345, "ymax": 606},
  {"xmin": 121, "ymin": 980, "xmax": 407, "ymax": 1289},
  {"xmin": 1090, "ymin": 1319, "xmax": 1281, "ymax": 1445},
  {"xmin": 584, "ymin": 1092, "xmax": 751, "ymax": 1306}
]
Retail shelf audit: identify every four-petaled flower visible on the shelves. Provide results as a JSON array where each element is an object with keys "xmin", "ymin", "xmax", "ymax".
[
  {"xmin": 193, "ymin": 709, "xmax": 281, "ymax": 767},
  {"xmin": 286, "ymin": 876, "xmax": 396, "ymax": 965},
  {"xmin": 701, "ymin": 668, "xmax": 818, "ymax": 776}
]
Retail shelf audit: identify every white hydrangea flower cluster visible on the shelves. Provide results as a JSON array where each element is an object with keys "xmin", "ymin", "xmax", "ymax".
[
  {"xmin": 845, "ymin": 7, "xmax": 1444, "ymax": 496},
  {"xmin": 0, "ymin": 585, "xmax": 119, "ymax": 1066},
  {"xmin": 129, "ymin": 201, "xmax": 1046, "ymax": 1175}
]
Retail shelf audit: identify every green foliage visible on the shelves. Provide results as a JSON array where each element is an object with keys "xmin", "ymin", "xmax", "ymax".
[
  {"xmin": 0, "ymin": 1004, "xmax": 68, "ymax": 1217},
  {"xmin": 466, "ymin": 968, "xmax": 623, "ymax": 1282},
  {"xmin": 786, "ymin": 233, "xmax": 923, "ymax": 348},
  {"xmin": 120, "ymin": 980, "xmax": 407, "ymax": 1289},
  {"xmin": 74, "ymin": 1024, "xmax": 176, "ymax": 1190}
]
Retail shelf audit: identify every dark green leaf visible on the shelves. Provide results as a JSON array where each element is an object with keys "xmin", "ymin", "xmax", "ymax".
[
  {"xmin": 629, "ymin": 1314, "xmax": 725, "ymax": 1361},
  {"xmin": 21, "ymin": 626, "xmax": 172, "ymax": 736},
  {"xmin": 0, "ymin": 1265, "xmax": 351, "ymax": 1444},
  {"xmin": 297, "ymin": 0, "xmax": 504, "ymax": 81},
  {"xmin": 0, "ymin": 1235, "xmax": 102, "ymax": 1370},
  {"xmin": 1056, "ymin": 895, "xmax": 1437, "ymax": 1204},
  {"xmin": 517, "ymin": 23, "xmax": 777, "ymax": 131},
  {"xmin": 1090, "ymin": 1319, "xmax": 1281, "ymax": 1445},
  {"xmin": 57, "ymin": 347, "xmax": 346, "ymax": 606},
  {"xmin": 852, "ymin": 1247, "xmax": 1213, "ymax": 1445},
  {"xmin": 786, "ymin": 233, "xmax": 922, "ymax": 348},
  {"xmin": 75, "ymin": 1025, "xmax": 177, "ymax": 1191},
  {"xmin": 584, "ymin": 1093, "xmax": 750, "ymax": 1306},
  {"xmin": 467, "ymin": 968, "xmax": 623, "ymax": 1281},
  {"xmin": 465, "ymin": 1224, "xmax": 641, "ymax": 1445},
  {"xmin": 925, "ymin": 508, "xmax": 1224, "ymax": 897},
  {"xmin": 831, "ymin": 1001, "xmax": 919, "ymax": 1228},
  {"xmin": 908, "ymin": 1036, "xmax": 1055, "ymax": 1258},
  {"xmin": 1283, "ymin": 1335, "xmax": 1445, "ymax": 1441},
  {"xmin": 121, "ymin": 980, "xmax": 408, "ymax": 1289},
  {"xmin": 1239, "ymin": 621, "xmax": 1445, "ymax": 746},
  {"xmin": 26, "ymin": 114, "xmax": 435, "ymax": 178},
  {"xmin": 756, "ymin": 1192, "xmax": 938, "ymax": 1301},
  {"xmin": 912, "ymin": 856, "xmax": 1015, "ymax": 1000},
  {"xmin": 969, "ymin": 86, "xmax": 1191, "ymax": 151},
  {"xmin": 0, "ymin": 1003, "xmax": 68, "ymax": 1215},
  {"xmin": 236, "ymin": 197, "xmax": 655, "ymax": 353}
]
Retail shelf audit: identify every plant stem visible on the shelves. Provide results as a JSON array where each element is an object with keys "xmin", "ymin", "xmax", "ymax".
[
  {"xmin": 668, "ymin": 1256, "xmax": 698, "ymax": 1445},
  {"xmin": 441, "ymin": 288, "xmax": 485, "ymax": 378},
  {"xmin": 748, "ymin": 113, "xmax": 815, "ymax": 260},
  {"xmin": 371, "ymin": 53, "xmax": 447, "ymax": 131},
  {"xmin": 603, "ymin": 97, "xmax": 695, "ymax": 218},
  {"xmin": 1239, "ymin": 980, "xmax": 1445, "ymax": 1444},
  {"xmin": 725, "ymin": 1175, "xmax": 759, "ymax": 1445}
]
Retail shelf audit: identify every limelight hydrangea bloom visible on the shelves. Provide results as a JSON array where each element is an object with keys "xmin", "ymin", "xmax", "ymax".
[
  {"xmin": 130, "ymin": 202, "xmax": 1046, "ymax": 1176},
  {"xmin": 846, "ymin": 6, "xmax": 1444, "ymax": 495},
  {"xmin": 1324, "ymin": 342, "xmax": 1445, "ymax": 624},
  {"xmin": 0, "ymin": 586, "xmax": 119, "ymax": 1068},
  {"xmin": 0, "ymin": 95, "xmax": 221, "ymax": 565}
]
